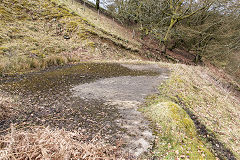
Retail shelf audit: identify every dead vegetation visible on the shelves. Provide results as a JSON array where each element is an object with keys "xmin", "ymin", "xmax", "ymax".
[
  {"xmin": 54, "ymin": 0, "xmax": 140, "ymax": 47},
  {"xmin": 0, "ymin": 126, "xmax": 124, "ymax": 160}
]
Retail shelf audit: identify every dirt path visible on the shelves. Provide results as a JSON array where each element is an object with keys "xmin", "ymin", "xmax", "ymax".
[{"xmin": 0, "ymin": 63, "xmax": 169, "ymax": 158}]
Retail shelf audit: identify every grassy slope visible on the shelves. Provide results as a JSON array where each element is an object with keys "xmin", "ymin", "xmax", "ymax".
[
  {"xmin": 141, "ymin": 63, "xmax": 240, "ymax": 159},
  {"xmin": 0, "ymin": 0, "xmax": 141, "ymax": 75},
  {"xmin": 226, "ymin": 52, "xmax": 240, "ymax": 84},
  {"xmin": 54, "ymin": 0, "xmax": 141, "ymax": 48}
]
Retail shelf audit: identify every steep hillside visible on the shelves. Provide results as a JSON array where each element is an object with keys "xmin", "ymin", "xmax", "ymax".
[{"xmin": 0, "ymin": 0, "xmax": 141, "ymax": 75}]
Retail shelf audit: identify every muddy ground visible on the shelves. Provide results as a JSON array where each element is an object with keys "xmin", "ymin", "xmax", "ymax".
[{"xmin": 0, "ymin": 62, "xmax": 169, "ymax": 158}]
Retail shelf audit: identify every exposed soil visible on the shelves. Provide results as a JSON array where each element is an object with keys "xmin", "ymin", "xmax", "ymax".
[
  {"xmin": 0, "ymin": 62, "xmax": 169, "ymax": 158},
  {"xmin": 139, "ymin": 35, "xmax": 198, "ymax": 65}
]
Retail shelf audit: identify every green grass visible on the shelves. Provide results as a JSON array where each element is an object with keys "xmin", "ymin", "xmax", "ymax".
[{"xmin": 141, "ymin": 62, "xmax": 240, "ymax": 159}]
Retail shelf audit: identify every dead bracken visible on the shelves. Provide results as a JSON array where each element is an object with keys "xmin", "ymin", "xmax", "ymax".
[{"xmin": 0, "ymin": 126, "xmax": 124, "ymax": 160}]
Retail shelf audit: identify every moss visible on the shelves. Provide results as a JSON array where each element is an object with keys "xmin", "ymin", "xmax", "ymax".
[
  {"xmin": 65, "ymin": 21, "xmax": 79, "ymax": 33},
  {"xmin": 150, "ymin": 64, "xmax": 240, "ymax": 159},
  {"xmin": 0, "ymin": 47, "xmax": 9, "ymax": 54},
  {"xmin": 30, "ymin": 49, "xmax": 41, "ymax": 55},
  {"xmin": 141, "ymin": 101, "xmax": 215, "ymax": 159},
  {"xmin": 76, "ymin": 31, "xmax": 89, "ymax": 40},
  {"xmin": 86, "ymin": 42, "xmax": 95, "ymax": 48},
  {"xmin": 168, "ymin": 102, "xmax": 197, "ymax": 137}
]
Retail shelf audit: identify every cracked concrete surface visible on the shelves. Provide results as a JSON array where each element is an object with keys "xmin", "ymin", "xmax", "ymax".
[{"xmin": 72, "ymin": 63, "xmax": 169, "ymax": 157}]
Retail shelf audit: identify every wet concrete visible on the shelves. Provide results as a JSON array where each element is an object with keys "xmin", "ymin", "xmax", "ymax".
[{"xmin": 0, "ymin": 62, "xmax": 169, "ymax": 158}]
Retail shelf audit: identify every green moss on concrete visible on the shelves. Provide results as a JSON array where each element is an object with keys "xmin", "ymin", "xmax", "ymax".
[{"xmin": 141, "ymin": 101, "xmax": 215, "ymax": 159}]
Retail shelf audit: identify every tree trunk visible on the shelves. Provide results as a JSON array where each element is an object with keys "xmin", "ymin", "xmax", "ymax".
[
  {"xmin": 161, "ymin": 18, "xmax": 177, "ymax": 54},
  {"xmin": 96, "ymin": 0, "xmax": 100, "ymax": 10},
  {"xmin": 161, "ymin": 42, "xmax": 167, "ymax": 54}
]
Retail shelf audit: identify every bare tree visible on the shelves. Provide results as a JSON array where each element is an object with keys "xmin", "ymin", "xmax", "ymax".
[
  {"xmin": 110, "ymin": 0, "xmax": 239, "ymax": 69},
  {"xmin": 161, "ymin": 0, "xmax": 214, "ymax": 53}
]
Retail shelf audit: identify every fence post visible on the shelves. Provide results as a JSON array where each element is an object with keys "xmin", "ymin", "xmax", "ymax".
[
  {"xmin": 84, "ymin": 1, "xmax": 85, "ymax": 12},
  {"xmin": 132, "ymin": 29, "xmax": 135, "ymax": 39}
]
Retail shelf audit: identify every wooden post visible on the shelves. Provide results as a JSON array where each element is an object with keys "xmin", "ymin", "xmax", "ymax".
[
  {"xmin": 132, "ymin": 29, "xmax": 135, "ymax": 39},
  {"xmin": 84, "ymin": 1, "xmax": 85, "ymax": 12}
]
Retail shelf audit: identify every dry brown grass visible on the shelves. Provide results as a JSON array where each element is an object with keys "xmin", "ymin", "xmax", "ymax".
[
  {"xmin": 0, "ymin": 0, "xmax": 140, "ymax": 75},
  {"xmin": 155, "ymin": 62, "xmax": 240, "ymax": 159},
  {"xmin": 225, "ymin": 51, "xmax": 240, "ymax": 84},
  {"xmin": 0, "ymin": 126, "xmax": 124, "ymax": 160},
  {"xmin": 55, "ymin": 0, "xmax": 141, "ymax": 47}
]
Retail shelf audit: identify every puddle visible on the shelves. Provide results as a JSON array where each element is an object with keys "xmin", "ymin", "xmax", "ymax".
[{"xmin": 0, "ymin": 62, "xmax": 169, "ymax": 157}]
